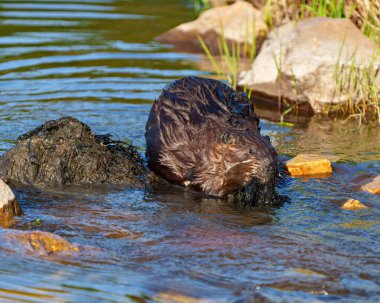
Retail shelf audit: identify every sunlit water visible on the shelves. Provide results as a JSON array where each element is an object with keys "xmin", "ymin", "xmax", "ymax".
[{"xmin": 0, "ymin": 0, "xmax": 379, "ymax": 302}]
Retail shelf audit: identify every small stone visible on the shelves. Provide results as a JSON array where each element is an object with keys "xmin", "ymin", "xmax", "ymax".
[
  {"xmin": 285, "ymin": 154, "xmax": 332, "ymax": 177},
  {"xmin": 341, "ymin": 199, "xmax": 368, "ymax": 210},
  {"xmin": 0, "ymin": 179, "xmax": 22, "ymax": 226},
  {"xmin": 361, "ymin": 175, "xmax": 380, "ymax": 194}
]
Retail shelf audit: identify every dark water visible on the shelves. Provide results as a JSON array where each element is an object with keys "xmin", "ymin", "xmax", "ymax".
[{"xmin": 0, "ymin": 0, "xmax": 380, "ymax": 302}]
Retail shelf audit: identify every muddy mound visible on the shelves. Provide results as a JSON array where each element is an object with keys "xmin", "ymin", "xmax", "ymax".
[{"xmin": 0, "ymin": 117, "xmax": 147, "ymax": 187}]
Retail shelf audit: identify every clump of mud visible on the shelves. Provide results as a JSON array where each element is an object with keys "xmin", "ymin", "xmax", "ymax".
[{"xmin": 0, "ymin": 117, "xmax": 147, "ymax": 187}]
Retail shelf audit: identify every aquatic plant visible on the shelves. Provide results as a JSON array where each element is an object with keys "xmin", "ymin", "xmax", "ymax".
[{"xmin": 332, "ymin": 46, "xmax": 380, "ymax": 125}]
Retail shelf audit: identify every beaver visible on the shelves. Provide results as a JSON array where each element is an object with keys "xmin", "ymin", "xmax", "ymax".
[{"xmin": 145, "ymin": 76, "xmax": 281, "ymax": 207}]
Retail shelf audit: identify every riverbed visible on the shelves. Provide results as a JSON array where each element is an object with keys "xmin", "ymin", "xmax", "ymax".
[{"xmin": 0, "ymin": 0, "xmax": 379, "ymax": 302}]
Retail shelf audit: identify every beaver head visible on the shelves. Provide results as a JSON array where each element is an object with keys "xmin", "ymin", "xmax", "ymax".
[
  {"xmin": 196, "ymin": 128, "xmax": 278, "ymax": 206},
  {"xmin": 220, "ymin": 131, "xmax": 277, "ymax": 186}
]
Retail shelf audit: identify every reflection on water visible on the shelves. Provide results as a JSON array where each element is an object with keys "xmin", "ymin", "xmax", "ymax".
[
  {"xmin": 0, "ymin": 0, "xmax": 379, "ymax": 302},
  {"xmin": 273, "ymin": 117, "xmax": 380, "ymax": 162}
]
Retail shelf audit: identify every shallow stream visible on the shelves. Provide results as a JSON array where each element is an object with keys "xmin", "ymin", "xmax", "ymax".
[{"xmin": 0, "ymin": 0, "xmax": 379, "ymax": 302}]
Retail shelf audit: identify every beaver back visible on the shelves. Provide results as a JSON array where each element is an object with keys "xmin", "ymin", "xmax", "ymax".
[{"xmin": 145, "ymin": 76, "xmax": 264, "ymax": 186}]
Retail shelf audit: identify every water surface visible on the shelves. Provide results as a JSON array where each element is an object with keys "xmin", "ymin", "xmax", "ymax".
[{"xmin": 0, "ymin": 0, "xmax": 379, "ymax": 302}]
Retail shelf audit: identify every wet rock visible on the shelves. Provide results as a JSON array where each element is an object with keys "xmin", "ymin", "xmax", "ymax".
[
  {"xmin": 104, "ymin": 229, "xmax": 143, "ymax": 239},
  {"xmin": 361, "ymin": 175, "xmax": 380, "ymax": 194},
  {"xmin": 157, "ymin": 1, "xmax": 267, "ymax": 54},
  {"xmin": 341, "ymin": 199, "xmax": 368, "ymax": 210},
  {"xmin": 0, "ymin": 179, "xmax": 22, "ymax": 226},
  {"xmin": 0, "ymin": 117, "xmax": 147, "ymax": 188},
  {"xmin": 239, "ymin": 17, "xmax": 380, "ymax": 113},
  {"xmin": 285, "ymin": 154, "xmax": 332, "ymax": 177},
  {"xmin": 153, "ymin": 292, "xmax": 216, "ymax": 303},
  {"xmin": 0, "ymin": 230, "xmax": 79, "ymax": 255}
]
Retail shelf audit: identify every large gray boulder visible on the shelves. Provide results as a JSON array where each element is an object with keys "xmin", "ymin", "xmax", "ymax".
[
  {"xmin": 239, "ymin": 17, "xmax": 380, "ymax": 113},
  {"xmin": 157, "ymin": 1, "xmax": 267, "ymax": 54},
  {"xmin": 0, "ymin": 179, "xmax": 22, "ymax": 226}
]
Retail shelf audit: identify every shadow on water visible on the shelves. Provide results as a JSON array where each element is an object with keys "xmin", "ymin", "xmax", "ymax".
[{"xmin": 0, "ymin": 0, "xmax": 379, "ymax": 302}]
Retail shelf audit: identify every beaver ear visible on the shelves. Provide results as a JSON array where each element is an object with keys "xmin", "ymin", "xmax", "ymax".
[{"xmin": 221, "ymin": 133, "xmax": 235, "ymax": 144}]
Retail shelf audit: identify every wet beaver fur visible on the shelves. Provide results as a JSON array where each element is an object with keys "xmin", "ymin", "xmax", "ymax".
[
  {"xmin": 146, "ymin": 76, "xmax": 281, "ymax": 207},
  {"xmin": 0, "ymin": 117, "xmax": 147, "ymax": 187}
]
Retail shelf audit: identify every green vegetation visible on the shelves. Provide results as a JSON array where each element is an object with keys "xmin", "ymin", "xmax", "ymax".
[
  {"xmin": 197, "ymin": 21, "xmax": 257, "ymax": 96},
  {"xmin": 193, "ymin": 0, "xmax": 210, "ymax": 12},
  {"xmin": 261, "ymin": 0, "xmax": 379, "ymax": 45},
  {"xmin": 32, "ymin": 219, "xmax": 42, "ymax": 227},
  {"xmin": 353, "ymin": 0, "xmax": 380, "ymax": 45},
  {"xmin": 332, "ymin": 47, "xmax": 380, "ymax": 125},
  {"xmin": 301, "ymin": 0, "xmax": 347, "ymax": 18}
]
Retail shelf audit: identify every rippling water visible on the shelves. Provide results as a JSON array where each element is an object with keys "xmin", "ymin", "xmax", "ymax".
[{"xmin": 0, "ymin": 0, "xmax": 380, "ymax": 302}]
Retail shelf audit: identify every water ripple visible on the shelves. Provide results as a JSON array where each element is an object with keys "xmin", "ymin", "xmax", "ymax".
[
  {"xmin": 0, "ymin": 0, "xmax": 379, "ymax": 301},
  {"xmin": 0, "ymin": 3, "xmax": 115, "ymax": 11},
  {"xmin": 0, "ymin": 11, "xmax": 148, "ymax": 20},
  {"xmin": 0, "ymin": 52, "xmax": 198, "ymax": 72}
]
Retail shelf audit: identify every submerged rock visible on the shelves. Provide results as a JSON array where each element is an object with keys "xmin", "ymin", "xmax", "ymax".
[
  {"xmin": 0, "ymin": 230, "xmax": 79, "ymax": 256},
  {"xmin": 285, "ymin": 154, "xmax": 332, "ymax": 177},
  {"xmin": 341, "ymin": 199, "xmax": 368, "ymax": 210},
  {"xmin": 157, "ymin": 1, "xmax": 267, "ymax": 54},
  {"xmin": 239, "ymin": 17, "xmax": 380, "ymax": 113},
  {"xmin": 153, "ymin": 291, "xmax": 215, "ymax": 303},
  {"xmin": 0, "ymin": 117, "xmax": 147, "ymax": 188},
  {"xmin": 0, "ymin": 179, "xmax": 22, "ymax": 226},
  {"xmin": 361, "ymin": 175, "xmax": 380, "ymax": 194}
]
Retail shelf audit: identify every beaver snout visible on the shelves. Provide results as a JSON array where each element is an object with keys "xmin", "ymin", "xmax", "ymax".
[{"xmin": 262, "ymin": 165, "xmax": 277, "ymax": 183}]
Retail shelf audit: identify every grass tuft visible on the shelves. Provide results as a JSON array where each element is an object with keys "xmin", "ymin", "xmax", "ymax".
[
  {"xmin": 197, "ymin": 20, "xmax": 257, "ymax": 97},
  {"xmin": 332, "ymin": 47, "xmax": 380, "ymax": 124}
]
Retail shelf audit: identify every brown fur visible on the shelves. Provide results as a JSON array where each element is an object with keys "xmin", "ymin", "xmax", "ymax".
[{"xmin": 145, "ymin": 77, "xmax": 279, "ymax": 206}]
